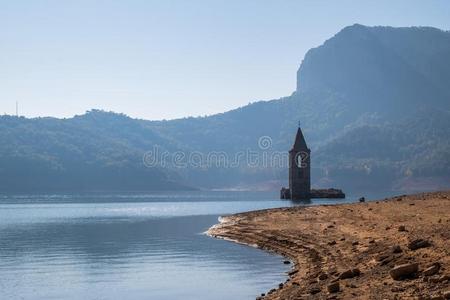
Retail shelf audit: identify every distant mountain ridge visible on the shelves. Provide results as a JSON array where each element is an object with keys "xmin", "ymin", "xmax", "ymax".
[
  {"xmin": 1, "ymin": 24, "xmax": 449, "ymax": 193},
  {"xmin": 298, "ymin": 24, "xmax": 450, "ymax": 115}
]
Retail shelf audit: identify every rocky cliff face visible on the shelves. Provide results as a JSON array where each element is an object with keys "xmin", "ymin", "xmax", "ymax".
[
  {"xmin": 1, "ymin": 25, "xmax": 449, "ymax": 193},
  {"xmin": 297, "ymin": 24, "xmax": 450, "ymax": 116}
]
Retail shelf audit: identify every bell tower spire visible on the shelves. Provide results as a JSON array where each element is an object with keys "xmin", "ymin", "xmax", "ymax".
[{"xmin": 288, "ymin": 123, "xmax": 311, "ymax": 199}]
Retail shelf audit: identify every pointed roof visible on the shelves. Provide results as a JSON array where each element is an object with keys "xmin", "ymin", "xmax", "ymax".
[{"xmin": 292, "ymin": 126, "xmax": 308, "ymax": 150}]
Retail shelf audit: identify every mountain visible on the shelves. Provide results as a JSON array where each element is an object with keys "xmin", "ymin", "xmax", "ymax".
[
  {"xmin": 1, "ymin": 24, "xmax": 449, "ymax": 193},
  {"xmin": 0, "ymin": 112, "xmax": 190, "ymax": 192}
]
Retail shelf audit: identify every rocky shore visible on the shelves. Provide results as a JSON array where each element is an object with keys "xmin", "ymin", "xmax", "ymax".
[{"xmin": 208, "ymin": 191, "xmax": 450, "ymax": 299}]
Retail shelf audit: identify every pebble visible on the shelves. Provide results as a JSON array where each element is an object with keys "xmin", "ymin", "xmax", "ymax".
[
  {"xmin": 398, "ymin": 225, "xmax": 406, "ymax": 232},
  {"xmin": 389, "ymin": 263, "xmax": 419, "ymax": 280},
  {"xmin": 327, "ymin": 282, "xmax": 340, "ymax": 293},
  {"xmin": 423, "ymin": 262, "xmax": 440, "ymax": 276},
  {"xmin": 288, "ymin": 269, "xmax": 298, "ymax": 276},
  {"xmin": 443, "ymin": 290, "xmax": 450, "ymax": 299},
  {"xmin": 392, "ymin": 245, "xmax": 403, "ymax": 253},
  {"xmin": 338, "ymin": 268, "xmax": 360, "ymax": 280},
  {"xmin": 391, "ymin": 286, "xmax": 405, "ymax": 292},
  {"xmin": 408, "ymin": 239, "xmax": 431, "ymax": 250},
  {"xmin": 430, "ymin": 276, "xmax": 441, "ymax": 283}
]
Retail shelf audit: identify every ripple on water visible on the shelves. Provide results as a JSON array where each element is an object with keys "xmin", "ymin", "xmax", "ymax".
[{"xmin": 0, "ymin": 192, "xmax": 306, "ymax": 300}]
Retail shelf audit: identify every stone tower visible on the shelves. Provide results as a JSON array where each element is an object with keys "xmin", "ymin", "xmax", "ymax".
[{"xmin": 288, "ymin": 124, "xmax": 311, "ymax": 199}]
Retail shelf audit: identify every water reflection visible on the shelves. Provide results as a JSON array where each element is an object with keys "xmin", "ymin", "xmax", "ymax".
[
  {"xmin": 0, "ymin": 194, "xmax": 294, "ymax": 300},
  {"xmin": 0, "ymin": 191, "xmax": 387, "ymax": 300}
]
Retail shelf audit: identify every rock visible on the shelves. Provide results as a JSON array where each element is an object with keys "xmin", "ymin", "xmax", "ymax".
[
  {"xmin": 318, "ymin": 273, "xmax": 328, "ymax": 280},
  {"xmin": 352, "ymin": 241, "xmax": 359, "ymax": 246},
  {"xmin": 339, "ymin": 268, "xmax": 360, "ymax": 279},
  {"xmin": 379, "ymin": 255, "xmax": 395, "ymax": 266},
  {"xmin": 309, "ymin": 287, "xmax": 321, "ymax": 295},
  {"xmin": 423, "ymin": 263, "xmax": 441, "ymax": 276},
  {"xmin": 398, "ymin": 225, "xmax": 407, "ymax": 232},
  {"xmin": 391, "ymin": 286, "xmax": 405, "ymax": 292},
  {"xmin": 359, "ymin": 197, "xmax": 365, "ymax": 202},
  {"xmin": 278, "ymin": 283, "xmax": 284, "ymax": 288},
  {"xmin": 377, "ymin": 254, "xmax": 390, "ymax": 262},
  {"xmin": 389, "ymin": 263, "xmax": 419, "ymax": 280},
  {"xmin": 283, "ymin": 260, "xmax": 290, "ymax": 264},
  {"xmin": 339, "ymin": 269, "xmax": 354, "ymax": 279},
  {"xmin": 440, "ymin": 274, "xmax": 450, "ymax": 282},
  {"xmin": 327, "ymin": 282, "xmax": 340, "ymax": 293},
  {"xmin": 430, "ymin": 276, "xmax": 441, "ymax": 283},
  {"xmin": 328, "ymin": 240, "xmax": 337, "ymax": 245},
  {"xmin": 392, "ymin": 245, "xmax": 402, "ymax": 253},
  {"xmin": 443, "ymin": 290, "xmax": 450, "ymax": 299},
  {"xmin": 408, "ymin": 239, "xmax": 431, "ymax": 250}
]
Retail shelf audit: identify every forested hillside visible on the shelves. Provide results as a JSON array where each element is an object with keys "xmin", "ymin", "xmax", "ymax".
[{"xmin": 1, "ymin": 24, "xmax": 449, "ymax": 193}]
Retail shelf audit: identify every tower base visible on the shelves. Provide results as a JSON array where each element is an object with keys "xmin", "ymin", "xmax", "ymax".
[{"xmin": 280, "ymin": 187, "xmax": 345, "ymax": 199}]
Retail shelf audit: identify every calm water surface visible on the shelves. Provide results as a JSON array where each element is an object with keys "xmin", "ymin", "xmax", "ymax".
[{"xmin": 0, "ymin": 191, "xmax": 368, "ymax": 300}]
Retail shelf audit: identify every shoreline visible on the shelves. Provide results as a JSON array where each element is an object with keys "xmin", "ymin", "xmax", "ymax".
[{"xmin": 208, "ymin": 191, "xmax": 450, "ymax": 299}]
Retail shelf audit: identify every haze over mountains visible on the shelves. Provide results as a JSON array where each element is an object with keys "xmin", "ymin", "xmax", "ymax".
[{"xmin": 1, "ymin": 24, "xmax": 449, "ymax": 193}]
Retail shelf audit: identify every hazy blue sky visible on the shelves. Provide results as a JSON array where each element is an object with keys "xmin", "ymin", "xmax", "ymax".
[{"xmin": 1, "ymin": 0, "xmax": 449, "ymax": 120}]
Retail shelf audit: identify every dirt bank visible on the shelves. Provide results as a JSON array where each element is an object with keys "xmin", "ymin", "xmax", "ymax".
[{"xmin": 208, "ymin": 191, "xmax": 450, "ymax": 299}]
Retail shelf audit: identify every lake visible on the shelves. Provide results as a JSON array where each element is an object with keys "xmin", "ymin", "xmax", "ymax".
[{"xmin": 0, "ymin": 191, "xmax": 363, "ymax": 300}]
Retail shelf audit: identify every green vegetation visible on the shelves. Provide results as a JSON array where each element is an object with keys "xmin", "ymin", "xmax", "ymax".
[{"xmin": 1, "ymin": 25, "xmax": 449, "ymax": 193}]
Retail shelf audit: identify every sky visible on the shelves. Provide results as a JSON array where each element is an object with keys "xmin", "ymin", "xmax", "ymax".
[{"xmin": 1, "ymin": 0, "xmax": 450, "ymax": 120}]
